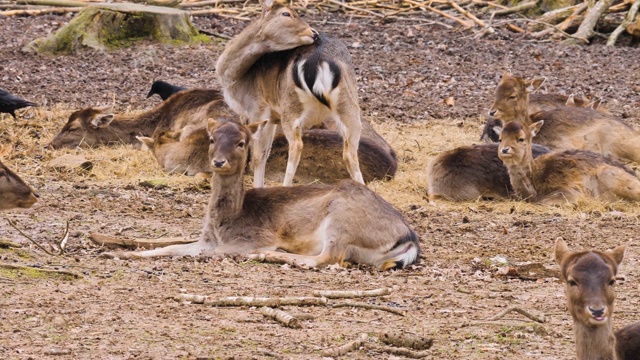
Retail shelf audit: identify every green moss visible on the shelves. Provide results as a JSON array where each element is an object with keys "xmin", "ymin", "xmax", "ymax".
[{"xmin": 0, "ymin": 265, "xmax": 78, "ymax": 281}]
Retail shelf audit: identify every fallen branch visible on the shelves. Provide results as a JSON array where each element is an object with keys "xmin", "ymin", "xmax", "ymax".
[
  {"xmin": 1, "ymin": 7, "xmax": 82, "ymax": 16},
  {"xmin": 88, "ymin": 233, "xmax": 195, "ymax": 250},
  {"xmin": 531, "ymin": 2, "xmax": 587, "ymax": 38},
  {"xmin": 321, "ymin": 333, "xmax": 368, "ymax": 357},
  {"xmin": 607, "ymin": 0, "xmax": 640, "ymax": 45},
  {"xmin": 486, "ymin": 305, "xmax": 546, "ymax": 323},
  {"xmin": 566, "ymin": 0, "xmax": 615, "ymax": 44},
  {"xmin": 15, "ymin": 0, "xmax": 87, "ymax": 6},
  {"xmin": 313, "ymin": 288, "xmax": 392, "ymax": 299},
  {"xmin": 333, "ymin": 301, "xmax": 405, "ymax": 316},
  {"xmin": 492, "ymin": 0, "xmax": 538, "ymax": 16},
  {"xmin": 325, "ymin": 0, "xmax": 384, "ymax": 18},
  {"xmin": 7, "ymin": 219, "xmax": 69, "ymax": 256},
  {"xmin": 0, "ymin": 239, "xmax": 22, "ymax": 248},
  {"xmin": 367, "ymin": 343, "xmax": 430, "ymax": 359},
  {"xmin": 260, "ymin": 306, "xmax": 302, "ymax": 328},
  {"xmin": 528, "ymin": 3, "xmax": 584, "ymax": 32},
  {"xmin": 379, "ymin": 331, "xmax": 433, "ymax": 350},
  {"xmin": 175, "ymin": 294, "xmax": 328, "ymax": 307},
  {"xmin": 448, "ymin": 0, "xmax": 486, "ymax": 27}
]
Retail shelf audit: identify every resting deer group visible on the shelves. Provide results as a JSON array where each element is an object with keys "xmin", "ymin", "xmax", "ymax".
[
  {"xmin": 0, "ymin": 146, "xmax": 38, "ymax": 211},
  {"xmin": 555, "ymin": 238, "xmax": 640, "ymax": 359},
  {"xmin": 498, "ymin": 120, "xmax": 640, "ymax": 205},
  {"xmin": 107, "ymin": 120, "xmax": 419, "ymax": 270},
  {"xmin": 483, "ymin": 73, "xmax": 640, "ymax": 164},
  {"xmin": 216, "ymin": 0, "xmax": 364, "ymax": 187}
]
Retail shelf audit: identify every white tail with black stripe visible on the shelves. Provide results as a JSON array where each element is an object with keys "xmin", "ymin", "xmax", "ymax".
[{"xmin": 216, "ymin": 0, "xmax": 364, "ymax": 187}]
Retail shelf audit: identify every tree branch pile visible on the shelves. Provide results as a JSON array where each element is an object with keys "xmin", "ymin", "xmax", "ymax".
[{"xmin": 1, "ymin": 0, "xmax": 638, "ymax": 45}]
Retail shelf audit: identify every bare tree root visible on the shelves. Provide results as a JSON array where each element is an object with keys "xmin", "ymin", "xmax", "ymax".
[
  {"xmin": 486, "ymin": 305, "xmax": 546, "ymax": 323},
  {"xmin": 260, "ymin": 307, "xmax": 302, "ymax": 328},
  {"xmin": 321, "ymin": 333, "xmax": 368, "ymax": 357},
  {"xmin": 313, "ymin": 288, "xmax": 392, "ymax": 299},
  {"xmin": 333, "ymin": 301, "xmax": 405, "ymax": 316},
  {"xmin": 174, "ymin": 294, "xmax": 328, "ymax": 307}
]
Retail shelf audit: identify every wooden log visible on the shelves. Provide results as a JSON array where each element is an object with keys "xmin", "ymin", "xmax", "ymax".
[
  {"xmin": 492, "ymin": 0, "xmax": 538, "ymax": 16},
  {"xmin": 565, "ymin": 0, "xmax": 615, "ymax": 44},
  {"xmin": 379, "ymin": 331, "xmax": 434, "ymax": 350},
  {"xmin": 608, "ymin": 0, "xmax": 640, "ymax": 45},
  {"xmin": 259, "ymin": 307, "xmax": 302, "ymax": 329},
  {"xmin": 88, "ymin": 233, "xmax": 195, "ymax": 250},
  {"xmin": 531, "ymin": 2, "xmax": 587, "ymax": 38},
  {"xmin": 527, "ymin": 3, "xmax": 584, "ymax": 31},
  {"xmin": 175, "ymin": 294, "xmax": 328, "ymax": 307}
]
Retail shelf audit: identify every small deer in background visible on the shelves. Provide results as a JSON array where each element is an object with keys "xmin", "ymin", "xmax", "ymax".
[
  {"xmin": 108, "ymin": 120, "xmax": 419, "ymax": 270},
  {"xmin": 483, "ymin": 72, "xmax": 640, "ymax": 164},
  {"xmin": 137, "ymin": 126, "xmax": 211, "ymax": 176},
  {"xmin": 0, "ymin": 146, "xmax": 38, "ymax": 211},
  {"xmin": 555, "ymin": 238, "xmax": 640, "ymax": 359},
  {"xmin": 48, "ymin": 89, "xmax": 230, "ymax": 149},
  {"xmin": 498, "ymin": 120, "xmax": 640, "ymax": 205},
  {"xmin": 216, "ymin": 0, "xmax": 364, "ymax": 187}
]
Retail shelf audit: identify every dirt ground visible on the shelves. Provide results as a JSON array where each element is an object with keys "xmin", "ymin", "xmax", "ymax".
[{"xmin": 1, "ymin": 8, "xmax": 640, "ymax": 360}]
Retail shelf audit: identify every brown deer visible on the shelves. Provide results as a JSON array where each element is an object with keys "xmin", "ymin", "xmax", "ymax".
[
  {"xmin": 555, "ymin": 238, "xmax": 640, "ymax": 359},
  {"xmin": 106, "ymin": 120, "xmax": 419, "ymax": 270},
  {"xmin": 216, "ymin": 0, "xmax": 364, "ymax": 187},
  {"xmin": 426, "ymin": 143, "xmax": 549, "ymax": 202},
  {"xmin": 0, "ymin": 146, "xmax": 38, "ymax": 211},
  {"xmin": 139, "ymin": 125, "xmax": 397, "ymax": 182},
  {"xmin": 498, "ymin": 120, "xmax": 640, "ymax": 205},
  {"xmin": 484, "ymin": 73, "xmax": 640, "ymax": 164},
  {"xmin": 49, "ymin": 89, "xmax": 230, "ymax": 149}
]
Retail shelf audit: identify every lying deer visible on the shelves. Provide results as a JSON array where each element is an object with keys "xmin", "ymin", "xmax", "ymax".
[
  {"xmin": 426, "ymin": 143, "xmax": 549, "ymax": 202},
  {"xmin": 498, "ymin": 120, "xmax": 640, "ymax": 205},
  {"xmin": 483, "ymin": 73, "xmax": 640, "ymax": 164},
  {"xmin": 0, "ymin": 146, "xmax": 38, "ymax": 211},
  {"xmin": 49, "ymin": 89, "xmax": 230, "ymax": 149},
  {"xmin": 107, "ymin": 120, "xmax": 419, "ymax": 270},
  {"xmin": 139, "ymin": 125, "xmax": 397, "ymax": 182},
  {"xmin": 555, "ymin": 238, "xmax": 640, "ymax": 359},
  {"xmin": 216, "ymin": 0, "xmax": 364, "ymax": 187}
]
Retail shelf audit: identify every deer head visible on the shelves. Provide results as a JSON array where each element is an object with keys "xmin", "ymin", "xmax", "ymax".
[
  {"xmin": 497, "ymin": 120, "xmax": 544, "ymax": 166},
  {"xmin": 257, "ymin": 0, "xmax": 316, "ymax": 51},
  {"xmin": 49, "ymin": 105, "xmax": 114, "ymax": 149},
  {"xmin": 489, "ymin": 72, "xmax": 545, "ymax": 122},
  {"xmin": 206, "ymin": 119, "xmax": 265, "ymax": 176},
  {"xmin": 0, "ymin": 146, "xmax": 38, "ymax": 211}
]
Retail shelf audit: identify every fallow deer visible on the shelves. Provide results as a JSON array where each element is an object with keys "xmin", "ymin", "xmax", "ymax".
[
  {"xmin": 140, "ymin": 125, "xmax": 397, "ymax": 182},
  {"xmin": 106, "ymin": 120, "xmax": 419, "ymax": 270},
  {"xmin": 555, "ymin": 238, "xmax": 640, "ymax": 360},
  {"xmin": 498, "ymin": 120, "xmax": 640, "ymax": 205},
  {"xmin": 49, "ymin": 89, "xmax": 230, "ymax": 149},
  {"xmin": 484, "ymin": 73, "xmax": 640, "ymax": 164},
  {"xmin": 0, "ymin": 146, "xmax": 38, "ymax": 211},
  {"xmin": 426, "ymin": 143, "xmax": 549, "ymax": 202},
  {"xmin": 216, "ymin": 0, "xmax": 364, "ymax": 187}
]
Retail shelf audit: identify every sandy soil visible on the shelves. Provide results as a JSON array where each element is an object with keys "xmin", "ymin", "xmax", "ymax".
[{"xmin": 1, "ymin": 8, "xmax": 640, "ymax": 360}]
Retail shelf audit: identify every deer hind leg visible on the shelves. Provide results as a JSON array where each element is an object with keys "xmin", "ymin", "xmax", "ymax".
[
  {"xmin": 282, "ymin": 119, "xmax": 305, "ymax": 186},
  {"xmin": 596, "ymin": 167, "xmax": 640, "ymax": 201},
  {"xmin": 249, "ymin": 250, "xmax": 336, "ymax": 268},
  {"xmin": 251, "ymin": 121, "xmax": 277, "ymax": 188},
  {"xmin": 337, "ymin": 111, "xmax": 364, "ymax": 184},
  {"xmin": 102, "ymin": 240, "xmax": 217, "ymax": 259}
]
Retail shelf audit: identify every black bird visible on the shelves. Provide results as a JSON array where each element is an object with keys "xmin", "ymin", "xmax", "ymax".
[
  {"xmin": 147, "ymin": 81, "xmax": 187, "ymax": 101},
  {"xmin": 0, "ymin": 88, "xmax": 37, "ymax": 119}
]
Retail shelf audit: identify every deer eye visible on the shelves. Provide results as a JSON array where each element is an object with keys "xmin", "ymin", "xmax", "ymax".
[
  {"xmin": 609, "ymin": 279, "xmax": 616, "ymax": 286},
  {"xmin": 568, "ymin": 280, "xmax": 577, "ymax": 287},
  {"xmin": 209, "ymin": 138, "xmax": 215, "ymax": 144},
  {"xmin": 237, "ymin": 141, "xmax": 245, "ymax": 149},
  {"xmin": 509, "ymin": 95, "xmax": 516, "ymax": 100},
  {"xmin": 282, "ymin": 11, "xmax": 291, "ymax": 17},
  {"xmin": 0, "ymin": 170, "xmax": 6, "ymax": 177},
  {"xmin": 517, "ymin": 138, "xmax": 525, "ymax": 143}
]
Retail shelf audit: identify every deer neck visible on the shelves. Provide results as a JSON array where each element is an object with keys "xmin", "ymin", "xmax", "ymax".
[
  {"xmin": 100, "ymin": 115, "xmax": 150, "ymax": 144},
  {"xmin": 573, "ymin": 319, "xmax": 618, "ymax": 360},
  {"xmin": 216, "ymin": 23, "xmax": 272, "ymax": 88},
  {"xmin": 504, "ymin": 150, "xmax": 537, "ymax": 200},
  {"xmin": 206, "ymin": 169, "xmax": 246, "ymax": 234}
]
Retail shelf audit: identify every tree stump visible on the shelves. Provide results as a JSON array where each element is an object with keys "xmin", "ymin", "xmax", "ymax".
[{"xmin": 24, "ymin": 3, "xmax": 208, "ymax": 54}]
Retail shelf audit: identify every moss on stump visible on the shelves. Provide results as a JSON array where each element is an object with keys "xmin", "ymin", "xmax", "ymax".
[{"xmin": 24, "ymin": 3, "xmax": 208, "ymax": 54}]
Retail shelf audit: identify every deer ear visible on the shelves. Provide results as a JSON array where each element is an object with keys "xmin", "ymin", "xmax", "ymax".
[
  {"xmin": 0, "ymin": 145, "xmax": 11, "ymax": 159},
  {"xmin": 530, "ymin": 120, "xmax": 544, "ymax": 137},
  {"xmin": 247, "ymin": 120, "xmax": 268, "ymax": 135},
  {"xmin": 555, "ymin": 237, "xmax": 571, "ymax": 267},
  {"xmin": 261, "ymin": 0, "xmax": 274, "ymax": 12},
  {"xmin": 565, "ymin": 94, "xmax": 576, "ymax": 106},
  {"xmin": 136, "ymin": 136, "xmax": 155, "ymax": 151},
  {"xmin": 91, "ymin": 114, "xmax": 114, "ymax": 128},
  {"xmin": 207, "ymin": 118, "xmax": 219, "ymax": 134},
  {"xmin": 501, "ymin": 70, "xmax": 512, "ymax": 79},
  {"xmin": 525, "ymin": 77, "xmax": 546, "ymax": 93},
  {"xmin": 607, "ymin": 242, "xmax": 629, "ymax": 267},
  {"xmin": 589, "ymin": 97, "xmax": 604, "ymax": 110}
]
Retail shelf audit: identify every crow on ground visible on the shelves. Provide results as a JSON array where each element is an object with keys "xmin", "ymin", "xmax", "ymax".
[
  {"xmin": 147, "ymin": 81, "xmax": 187, "ymax": 101},
  {"xmin": 0, "ymin": 88, "xmax": 37, "ymax": 119}
]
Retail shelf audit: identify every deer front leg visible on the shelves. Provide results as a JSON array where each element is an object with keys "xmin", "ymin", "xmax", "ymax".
[
  {"xmin": 339, "ymin": 113, "xmax": 364, "ymax": 184},
  {"xmin": 251, "ymin": 121, "xmax": 277, "ymax": 188},
  {"xmin": 283, "ymin": 120, "xmax": 304, "ymax": 186}
]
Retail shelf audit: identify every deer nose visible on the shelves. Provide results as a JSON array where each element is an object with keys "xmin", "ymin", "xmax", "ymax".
[
  {"xmin": 589, "ymin": 307, "xmax": 605, "ymax": 317},
  {"xmin": 501, "ymin": 147, "xmax": 510, "ymax": 154},
  {"xmin": 489, "ymin": 109, "xmax": 497, "ymax": 117},
  {"xmin": 33, "ymin": 192, "xmax": 40, "ymax": 199},
  {"xmin": 213, "ymin": 159, "xmax": 226, "ymax": 168}
]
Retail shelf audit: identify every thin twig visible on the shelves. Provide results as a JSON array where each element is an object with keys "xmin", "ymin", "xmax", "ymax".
[
  {"xmin": 6, "ymin": 219, "xmax": 69, "ymax": 256},
  {"xmin": 333, "ymin": 301, "xmax": 406, "ymax": 316},
  {"xmin": 313, "ymin": 288, "xmax": 392, "ymax": 299},
  {"xmin": 175, "ymin": 294, "xmax": 328, "ymax": 307},
  {"xmin": 486, "ymin": 305, "xmax": 546, "ymax": 323}
]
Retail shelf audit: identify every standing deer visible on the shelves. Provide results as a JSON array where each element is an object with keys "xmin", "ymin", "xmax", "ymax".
[
  {"xmin": 498, "ymin": 120, "xmax": 640, "ymax": 205},
  {"xmin": 49, "ymin": 89, "xmax": 230, "ymax": 149},
  {"xmin": 216, "ymin": 0, "xmax": 364, "ymax": 187},
  {"xmin": 0, "ymin": 146, "xmax": 38, "ymax": 211},
  {"xmin": 555, "ymin": 238, "xmax": 640, "ymax": 359},
  {"xmin": 426, "ymin": 143, "xmax": 549, "ymax": 202},
  {"xmin": 483, "ymin": 73, "xmax": 640, "ymax": 164},
  {"xmin": 107, "ymin": 120, "xmax": 419, "ymax": 270}
]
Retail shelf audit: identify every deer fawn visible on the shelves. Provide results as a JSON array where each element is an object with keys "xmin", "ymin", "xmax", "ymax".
[
  {"xmin": 49, "ymin": 89, "xmax": 230, "ymax": 149},
  {"xmin": 107, "ymin": 120, "xmax": 419, "ymax": 270},
  {"xmin": 483, "ymin": 73, "xmax": 640, "ymax": 164},
  {"xmin": 216, "ymin": 0, "xmax": 364, "ymax": 187},
  {"xmin": 0, "ymin": 146, "xmax": 38, "ymax": 211},
  {"xmin": 426, "ymin": 143, "xmax": 549, "ymax": 202},
  {"xmin": 555, "ymin": 238, "xmax": 640, "ymax": 359},
  {"xmin": 498, "ymin": 120, "xmax": 640, "ymax": 205}
]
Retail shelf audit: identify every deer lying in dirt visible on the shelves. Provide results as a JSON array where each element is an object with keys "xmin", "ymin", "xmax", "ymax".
[
  {"xmin": 483, "ymin": 73, "xmax": 640, "ymax": 164},
  {"xmin": 0, "ymin": 146, "xmax": 38, "ymax": 211},
  {"xmin": 498, "ymin": 120, "xmax": 640, "ymax": 205},
  {"xmin": 139, "ymin": 124, "xmax": 397, "ymax": 182},
  {"xmin": 426, "ymin": 143, "xmax": 549, "ymax": 202},
  {"xmin": 107, "ymin": 120, "xmax": 419, "ymax": 270},
  {"xmin": 216, "ymin": 0, "xmax": 364, "ymax": 187},
  {"xmin": 555, "ymin": 238, "xmax": 640, "ymax": 359},
  {"xmin": 49, "ymin": 89, "xmax": 230, "ymax": 149}
]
